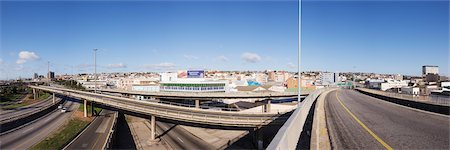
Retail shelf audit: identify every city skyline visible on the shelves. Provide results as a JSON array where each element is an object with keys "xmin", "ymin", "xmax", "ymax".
[{"xmin": 1, "ymin": 0, "xmax": 448, "ymax": 80}]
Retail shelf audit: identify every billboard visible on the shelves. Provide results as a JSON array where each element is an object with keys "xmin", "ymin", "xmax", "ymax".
[{"xmin": 187, "ymin": 70, "xmax": 205, "ymax": 78}]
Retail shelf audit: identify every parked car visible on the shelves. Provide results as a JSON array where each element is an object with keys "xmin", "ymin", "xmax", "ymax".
[{"xmin": 61, "ymin": 107, "xmax": 67, "ymax": 113}]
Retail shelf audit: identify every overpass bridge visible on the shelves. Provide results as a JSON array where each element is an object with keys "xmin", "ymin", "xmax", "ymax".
[
  {"xmin": 92, "ymin": 88, "xmax": 303, "ymax": 101},
  {"xmin": 29, "ymin": 85, "xmax": 303, "ymax": 143}
]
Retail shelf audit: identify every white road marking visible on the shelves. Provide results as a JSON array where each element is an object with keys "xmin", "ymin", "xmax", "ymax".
[
  {"xmin": 22, "ymin": 127, "xmax": 34, "ymax": 133},
  {"xmin": 177, "ymin": 137, "xmax": 184, "ymax": 143}
]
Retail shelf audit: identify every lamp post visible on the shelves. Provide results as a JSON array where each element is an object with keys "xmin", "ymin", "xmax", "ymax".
[{"xmin": 94, "ymin": 49, "xmax": 98, "ymax": 93}]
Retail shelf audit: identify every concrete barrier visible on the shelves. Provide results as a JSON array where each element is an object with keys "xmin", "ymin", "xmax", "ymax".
[
  {"xmin": 266, "ymin": 88, "xmax": 327, "ymax": 150},
  {"xmin": 0, "ymin": 96, "xmax": 62, "ymax": 133},
  {"xmin": 310, "ymin": 89, "xmax": 335, "ymax": 150},
  {"xmin": 102, "ymin": 111, "xmax": 119, "ymax": 149},
  {"xmin": 356, "ymin": 88, "xmax": 449, "ymax": 115}
]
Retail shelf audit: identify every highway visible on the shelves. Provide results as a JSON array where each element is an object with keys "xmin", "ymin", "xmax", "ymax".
[
  {"xmin": 0, "ymin": 99, "xmax": 79, "ymax": 150},
  {"xmin": 325, "ymin": 89, "xmax": 449, "ymax": 149},
  {"xmin": 156, "ymin": 121, "xmax": 216, "ymax": 150},
  {"xmin": 0, "ymin": 96, "xmax": 54, "ymax": 122},
  {"xmin": 65, "ymin": 109, "xmax": 116, "ymax": 150}
]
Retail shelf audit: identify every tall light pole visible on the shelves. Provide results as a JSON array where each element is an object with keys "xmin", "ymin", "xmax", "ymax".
[{"xmin": 94, "ymin": 49, "xmax": 98, "ymax": 93}]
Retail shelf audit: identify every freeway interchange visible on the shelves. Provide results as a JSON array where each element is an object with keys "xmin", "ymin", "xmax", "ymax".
[{"xmin": 1, "ymin": 85, "xmax": 448, "ymax": 150}]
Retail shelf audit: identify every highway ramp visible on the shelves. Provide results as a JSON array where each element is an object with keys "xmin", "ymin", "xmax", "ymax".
[
  {"xmin": 156, "ymin": 121, "xmax": 216, "ymax": 150},
  {"xmin": 325, "ymin": 89, "xmax": 449, "ymax": 149},
  {"xmin": 65, "ymin": 109, "xmax": 116, "ymax": 150},
  {"xmin": 0, "ymin": 100, "xmax": 79, "ymax": 150}
]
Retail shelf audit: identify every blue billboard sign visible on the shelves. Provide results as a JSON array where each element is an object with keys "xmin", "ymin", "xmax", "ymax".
[{"xmin": 187, "ymin": 70, "xmax": 205, "ymax": 78}]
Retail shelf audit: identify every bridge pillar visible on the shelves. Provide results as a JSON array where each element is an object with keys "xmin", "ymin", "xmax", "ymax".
[
  {"xmin": 33, "ymin": 88, "xmax": 37, "ymax": 100},
  {"xmin": 91, "ymin": 101, "xmax": 95, "ymax": 116},
  {"xmin": 267, "ymin": 100, "xmax": 271, "ymax": 113},
  {"xmin": 84, "ymin": 99, "xmax": 87, "ymax": 117},
  {"xmin": 150, "ymin": 115, "xmax": 155, "ymax": 140},
  {"xmin": 52, "ymin": 93, "xmax": 55, "ymax": 104},
  {"xmin": 195, "ymin": 100, "xmax": 200, "ymax": 108},
  {"xmin": 255, "ymin": 129, "xmax": 264, "ymax": 150}
]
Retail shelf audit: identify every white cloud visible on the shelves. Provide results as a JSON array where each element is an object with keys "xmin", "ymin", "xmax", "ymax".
[
  {"xmin": 183, "ymin": 55, "xmax": 199, "ymax": 60},
  {"xmin": 241, "ymin": 52, "xmax": 262, "ymax": 63},
  {"xmin": 0, "ymin": 59, "xmax": 3, "ymax": 65},
  {"xmin": 218, "ymin": 55, "xmax": 229, "ymax": 62},
  {"xmin": 16, "ymin": 51, "xmax": 40, "ymax": 64},
  {"xmin": 287, "ymin": 62, "xmax": 296, "ymax": 69},
  {"xmin": 107, "ymin": 63, "xmax": 127, "ymax": 69},
  {"xmin": 143, "ymin": 62, "xmax": 176, "ymax": 70}
]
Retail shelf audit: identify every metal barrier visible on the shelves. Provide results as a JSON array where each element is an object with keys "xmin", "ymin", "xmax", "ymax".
[
  {"xmin": 358, "ymin": 88, "xmax": 450, "ymax": 106},
  {"xmin": 30, "ymin": 85, "xmax": 292, "ymax": 127},
  {"xmin": 266, "ymin": 88, "xmax": 327, "ymax": 150}
]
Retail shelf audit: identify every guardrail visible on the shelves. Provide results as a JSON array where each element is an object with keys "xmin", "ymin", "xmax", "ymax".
[
  {"xmin": 30, "ymin": 85, "xmax": 292, "ymax": 127},
  {"xmin": 266, "ymin": 88, "xmax": 327, "ymax": 150},
  {"xmin": 357, "ymin": 88, "xmax": 450, "ymax": 106},
  {"xmin": 102, "ymin": 111, "xmax": 119, "ymax": 149}
]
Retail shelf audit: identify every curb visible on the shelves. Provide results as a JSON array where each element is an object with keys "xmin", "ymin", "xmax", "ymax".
[{"xmin": 310, "ymin": 89, "xmax": 335, "ymax": 150}]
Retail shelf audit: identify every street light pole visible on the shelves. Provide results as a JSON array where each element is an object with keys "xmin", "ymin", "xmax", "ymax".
[{"xmin": 94, "ymin": 49, "xmax": 98, "ymax": 93}]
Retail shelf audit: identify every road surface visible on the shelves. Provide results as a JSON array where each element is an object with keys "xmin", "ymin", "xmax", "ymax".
[
  {"xmin": 0, "ymin": 96, "xmax": 54, "ymax": 122},
  {"xmin": 65, "ymin": 109, "xmax": 117, "ymax": 150},
  {"xmin": 325, "ymin": 89, "xmax": 449, "ymax": 149},
  {"xmin": 0, "ymin": 99, "xmax": 79, "ymax": 150},
  {"xmin": 156, "ymin": 121, "xmax": 216, "ymax": 150}
]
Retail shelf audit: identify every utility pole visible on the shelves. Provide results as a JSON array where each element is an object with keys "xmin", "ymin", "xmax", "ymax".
[
  {"xmin": 94, "ymin": 49, "xmax": 98, "ymax": 94},
  {"xmin": 47, "ymin": 61, "xmax": 50, "ymax": 79}
]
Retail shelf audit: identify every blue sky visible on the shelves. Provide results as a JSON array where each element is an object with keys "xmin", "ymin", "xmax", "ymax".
[
  {"xmin": 302, "ymin": 0, "xmax": 449, "ymax": 76},
  {"xmin": 0, "ymin": 0, "xmax": 448, "ymax": 80}
]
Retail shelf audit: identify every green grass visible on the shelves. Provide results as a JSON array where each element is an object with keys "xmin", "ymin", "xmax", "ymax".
[
  {"xmin": 30, "ymin": 119, "xmax": 90, "ymax": 150},
  {"xmin": 77, "ymin": 103, "xmax": 102, "ymax": 116},
  {"xmin": 37, "ymin": 92, "xmax": 51, "ymax": 101},
  {"xmin": 2, "ymin": 103, "xmax": 28, "ymax": 109}
]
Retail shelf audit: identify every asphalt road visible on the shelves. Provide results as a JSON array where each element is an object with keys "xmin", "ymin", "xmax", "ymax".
[
  {"xmin": 0, "ymin": 96, "xmax": 54, "ymax": 122},
  {"xmin": 325, "ymin": 89, "xmax": 450, "ymax": 149},
  {"xmin": 65, "ymin": 109, "xmax": 116, "ymax": 150},
  {"xmin": 156, "ymin": 121, "xmax": 216, "ymax": 150},
  {"xmin": 0, "ymin": 99, "xmax": 79, "ymax": 150}
]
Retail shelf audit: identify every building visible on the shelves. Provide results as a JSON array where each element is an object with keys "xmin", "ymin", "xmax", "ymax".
[
  {"xmin": 425, "ymin": 74, "xmax": 440, "ymax": 82},
  {"xmin": 132, "ymin": 84, "xmax": 160, "ymax": 92},
  {"xmin": 320, "ymin": 72, "xmax": 338, "ymax": 85},
  {"xmin": 47, "ymin": 71, "xmax": 55, "ymax": 80},
  {"xmin": 401, "ymin": 87, "xmax": 420, "ymax": 96},
  {"xmin": 365, "ymin": 79, "xmax": 385, "ymax": 89},
  {"xmin": 380, "ymin": 79, "xmax": 408, "ymax": 91},
  {"xmin": 33, "ymin": 73, "xmax": 38, "ymax": 80},
  {"xmin": 422, "ymin": 65, "xmax": 439, "ymax": 75},
  {"xmin": 160, "ymin": 80, "xmax": 226, "ymax": 92},
  {"xmin": 160, "ymin": 72, "xmax": 178, "ymax": 82}
]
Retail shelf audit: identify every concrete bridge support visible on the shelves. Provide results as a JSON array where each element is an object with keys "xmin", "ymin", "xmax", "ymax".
[
  {"xmin": 267, "ymin": 100, "xmax": 271, "ymax": 113},
  {"xmin": 195, "ymin": 100, "xmax": 200, "ymax": 108},
  {"xmin": 33, "ymin": 88, "xmax": 37, "ymax": 100},
  {"xmin": 148, "ymin": 115, "xmax": 160, "ymax": 143},
  {"xmin": 52, "ymin": 93, "xmax": 55, "ymax": 104},
  {"xmin": 84, "ymin": 99, "xmax": 87, "ymax": 117},
  {"xmin": 91, "ymin": 101, "xmax": 95, "ymax": 116}
]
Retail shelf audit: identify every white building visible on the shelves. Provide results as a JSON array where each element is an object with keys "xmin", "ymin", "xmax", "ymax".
[
  {"xmin": 160, "ymin": 72, "xmax": 178, "ymax": 82},
  {"xmin": 320, "ymin": 72, "xmax": 338, "ymax": 85},
  {"xmin": 380, "ymin": 79, "xmax": 409, "ymax": 91},
  {"xmin": 401, "ymin": 87, "xmax": 420, "ymax": 96},
  {"xmin": 422, "ymin": 65, "xmax": 439, "ymax": 75}
]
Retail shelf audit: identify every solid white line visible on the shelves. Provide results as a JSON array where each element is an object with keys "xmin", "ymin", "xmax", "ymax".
[
  {"xmin": 22, "ymin": 127, "xmax": 34, "ymax": 134},
  {"xmin": 177, "ymin": 137, "xmax": 184, "ymax": 143}
]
